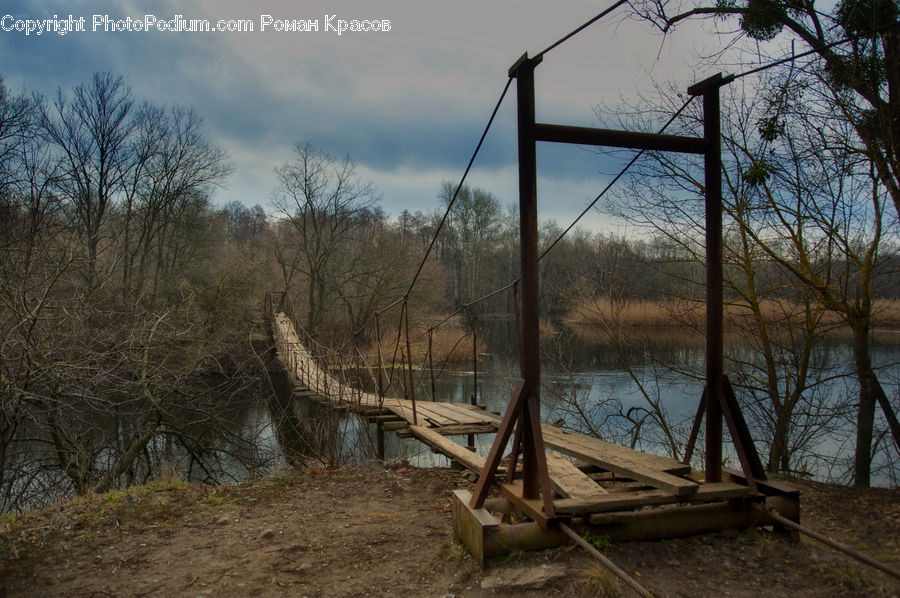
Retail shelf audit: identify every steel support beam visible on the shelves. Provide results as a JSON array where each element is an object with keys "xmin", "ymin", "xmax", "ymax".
[
  {"xmin": 513, "ymin": 55, "xmax": 554, "ymax": 514},
  {"xmin": 534, "ymin": 123, "xmax": 707, "ymax": 153},
  {"xmin": 470, "ymin": 53, "xmax": 555, "ymax": 521},
  {"xmin": 689, "ymin": 73, "xmax": 726, "ymax": 483},
  {"xmin": 470, "ymin": 54, "xmax": 757, "ymax": 516}
]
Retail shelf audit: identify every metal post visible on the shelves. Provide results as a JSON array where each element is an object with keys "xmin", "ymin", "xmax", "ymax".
[
  {"xmin": 403, "ymin": 301, "xmax": 417, "ymax": 425},
  {"xmin": 515, "ymin": 54, "xmax": 546, "ymax": 501},
  {"xmin": 375, "ymin": 313, "xmax": 386, "ymax": 406},
  {"xmin": 466, "ymin": 307, "xmax": 477, "ymax": 449},
  {"xmin": 428, "ymin": 328, "xmax": 436, "ymax": 401},
  {"xmin": 689, "ymin": 73, "xmax": 724, "ymax": 483},
  {"xmin": 471, "ymin": 325, "xmax": 478, "ymax": 408},
  {"xmin": 512, "ymin": 282, "xmax": 524, "ymax": 372},
  {"xmin": 704, "ymin": 79, "xmax": 723, "ymax": 483}
]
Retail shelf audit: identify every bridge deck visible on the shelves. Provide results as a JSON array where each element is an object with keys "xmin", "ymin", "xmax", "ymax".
[{"xmin": 272, "ymin": 313, "xmax": 753, "ymax": 514}]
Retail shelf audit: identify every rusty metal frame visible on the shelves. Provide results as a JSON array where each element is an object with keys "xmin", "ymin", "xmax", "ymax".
[{"xmin": 470, "ymin": 55, "xmax": 764, "ymax": 513}]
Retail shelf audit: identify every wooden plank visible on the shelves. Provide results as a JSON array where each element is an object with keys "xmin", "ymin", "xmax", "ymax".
[
  {"xmin": 431, "ymin": 423, "xmax": 497, "ymax": 436},
  {"xmin": 358, "ymin": 396, "xmax": 382, "ymax": 408},
  {"xmin": 361, "ymin": 408, "xmax": 392, "ymax": 416},
  {"xmin": 499, "ymin": 481, "xmax": 559, "ymax": 527},
  {"xmin": 724, "ymin": 468, "xmax": 799, "ymax": 496},
  {"xmin": 474, "ymin": 408, "xmax": 690, "ymax": 477},
  {"xmin": 369, "ymin": 397, "xmax": 495, "ymax": 428},
  {"xmin": 411, "ymin": 403, "xmax": 459, "ymax": 427},
  {"xmin": 543, "ymin": 425, "xmax": 689, "ymax": 474},
  {"xmin": 388, "ymin": 400, "xmax": 476, "ymax": 427},
  {"xmin": 381, "ymin": 421, "xmax": 409, "ymax": 432},
  {"xmin": 384, "ymin": 399, "xmax": 484, "ymax": 428},
  {"xmin": 541, "ymin": 426, "xmax": 698, "ymax": 496},
  {"xmin": 452, "ymin": 489, "xmax": 500, "ymax": 528},
  {"xmin": 383, "ymin": 401, "xmax": 420, "ymax": 424},
  {"xmin": 425, "ymin": 402, "xmax": 499, "ymax": 425},
  {"xmin": 407, "ymin": 425, "xmax": 485, "ymax": 473},
  {"xmin": 371, "ymin": 414, "xmax": 403, "ymax": 422},
  {"xmin": 410, "ymin": 401, "xmax": 465, "ymax": 424},
  {"xmin": 545, "ymin": 452, "xmax": 607, "ymax": 498},
  {"xmin": 543, "ymin": 426, "xmax": 689, "ymax": 473},
  {"xmin": 554, "ymin": 482, "xmax": 749, "ymax": 514}
]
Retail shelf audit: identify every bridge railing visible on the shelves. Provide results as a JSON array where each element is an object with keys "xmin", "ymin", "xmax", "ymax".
[
  {"xmin": 265, "ymin": 289, "xmax": 514, "ymax": 427},
  {"xmin": 267, "ymin": 297, "xmax": 380, "ymax": 412}
]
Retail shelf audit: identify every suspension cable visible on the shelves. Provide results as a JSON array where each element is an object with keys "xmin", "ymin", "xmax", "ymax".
[
  {"xmin": 347, "ymin": 9, "xmax": 898, "ymax": 385},
  {"xmin": 538, "ymin": 0, "xmax": 629, "ymax": 57},
  {"xmin": 403, "ymin": 77, "xmax": 514, "ymax": 298},
  {"xmin": 539, "ymin": 94, "xmax": 696, "ymax": 261},
  {"xmin": 403, "ymin": 0, "xmax": 633, "ymax": 300}
]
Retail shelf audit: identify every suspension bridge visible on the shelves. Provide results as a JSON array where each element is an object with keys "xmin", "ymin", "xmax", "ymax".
[{"xmin": 267, "ymin": 306, "xmax": 800, "ymax": 564}]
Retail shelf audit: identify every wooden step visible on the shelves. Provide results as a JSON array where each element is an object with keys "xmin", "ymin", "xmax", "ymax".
[
  {"xmin": 407, "ymin": 425, "xmax": 485, "ymax": 474},
  {"xmin": 381, "ymin": 421, "xmax": 409, "ymax": 432},
  {"xmin": 430, "ymin": 423, "xmax": 497, "ymax": 436},
  {"xmin": 554, "ymin": 481, "xmax": 749, "ymax": 514},
  {"xmin": 545, "ymin": 452, "xmax": 607, "ymax": 499},
  {"xmin": 541, "ymin": 426, "xmax": 697, "ymax": 496}
]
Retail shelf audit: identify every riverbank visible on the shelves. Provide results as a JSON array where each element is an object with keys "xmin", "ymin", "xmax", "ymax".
[{"xmin": 1, "ymin": 463, "xmax": 898, "ymax": 597}]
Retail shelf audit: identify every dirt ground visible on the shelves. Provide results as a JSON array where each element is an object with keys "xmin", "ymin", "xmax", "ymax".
[{"xmin": 1, "ymin": 462, "xmax": 898, "ymax": 597}]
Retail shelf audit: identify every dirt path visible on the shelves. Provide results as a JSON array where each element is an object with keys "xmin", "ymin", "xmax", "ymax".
[{"xmin": 1, "ymin": 463, "xmax": 898, "ymax": 597}]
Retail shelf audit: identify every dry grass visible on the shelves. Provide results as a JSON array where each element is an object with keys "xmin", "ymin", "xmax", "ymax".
[
  {"xmin": 419, "ymin": 316, "xmax": 488, "ymax": 365},
  {"xmin": 568, "ymin": 297, "xmax": 700, "ymax": 330},
  {"xmin": 580, "ymin": 563, "xmax": 621, "ymax": 597},
  {"xmin": 568, "ymin": 297, "xmax": 900, "ymax": 332},
  {"xmin": 354, "ymin": 314, "xmax": 487, "ymax": 368},
  {"xmin": 872, "ymin": 299, "xmax": 900, "ymax": 327}
]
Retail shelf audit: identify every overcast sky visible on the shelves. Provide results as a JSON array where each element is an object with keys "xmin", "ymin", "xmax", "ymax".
[{"xmin": 0, "ymin": 0, "xmax": 730, "ymax": 229}]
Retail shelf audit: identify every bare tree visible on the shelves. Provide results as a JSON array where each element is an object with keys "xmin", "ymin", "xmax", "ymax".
[
  {"xmin": 0, "ymin": 73, "xmax": 271, "ymax": 513},
  {"xmin": 0, "ymin": 76, "xmax": 31, "ymax": 195},
  {"xmin": 272, "ymin": 142, "xmax": 378, "ymax": 334},
  {"xmin": 118, "ymin": 105, "xmax": 232, "ymax": 303},
  {"xmin": 38, "ymin": 72, "xmax": 136, "ymax": 289},
  {"xmin": 630, "ymin": 0, "xmax": 900, "ymax": 226},
  {"xmin": 438, "ymin": 182, "xmax": 503, "ymax": 308},
  {"xmin": 737, "ymin": 82, "xmax": 900, "ymax": 485},
  {"xmin": 118, "ymin": 103, "xmax": 166, "ymax": 303}
]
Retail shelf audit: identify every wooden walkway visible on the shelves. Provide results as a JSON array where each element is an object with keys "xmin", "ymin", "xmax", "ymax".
[{"xmin": 271, "ymin": 312, "xmax": 757, "ymax": 516}]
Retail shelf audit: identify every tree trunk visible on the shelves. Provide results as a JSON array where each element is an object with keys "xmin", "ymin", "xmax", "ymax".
[
  {"xmin": 768, "ymin": 404, "xmax": 791, "ymax": 474},
  {"xmin": 850, "ymin": 317, "xmax": 877, "ymax": 487}
]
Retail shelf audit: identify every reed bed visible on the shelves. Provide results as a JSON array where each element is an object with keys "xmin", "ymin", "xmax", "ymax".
[
  {"xmin": 352, "ymin": 314, "xmax": 487, "ymax": 369},
  {"xmin": 567, "ymin": 297, "xmax": 900, "ymax": 332}
]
